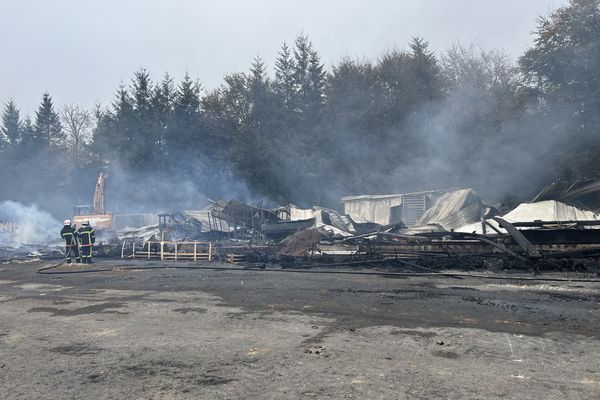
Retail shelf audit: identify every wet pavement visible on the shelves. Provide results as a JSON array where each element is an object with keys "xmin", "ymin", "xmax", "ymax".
[{"xmin": 1, "ymin": 260, "xmax": 599, "ymax": 399}]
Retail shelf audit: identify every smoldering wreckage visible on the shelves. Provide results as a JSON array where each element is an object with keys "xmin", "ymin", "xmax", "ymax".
[{"xmin": 3, "ymin": 173, "xmax": 600, "ymax": 275}]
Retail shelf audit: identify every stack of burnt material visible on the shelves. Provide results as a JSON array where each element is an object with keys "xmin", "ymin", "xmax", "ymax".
[
  {"xmin": 210, "ymin": 199, "xmax": 280, "ymax": 243},
  {"xmin": 270, "ymin": 189, "xmax": 600, "ymax": 271},
  {"xmin": 340, "ymin": 196, "xmax": 600, "ymax": 270},
  {"xmin": 119, "ymin": 199, "xmax": 284, "ymax": 262},
  {"xmin": 116, "ymin": 189, "xmax": 600, "ymax": 270},
  {"xmin": 120, "ymin": 200, "xmax": 281, "ymax": 244},
  {"xmin": 0, "ymin": 244, "xmax": 63, "ymax": 262},
  {"xmin": 263, "ymin": 205, "xmax": 378, "ymax": 239},
  {"xmin": 262, "ymin": 205, "xmax": 380, "ymax": 257}
]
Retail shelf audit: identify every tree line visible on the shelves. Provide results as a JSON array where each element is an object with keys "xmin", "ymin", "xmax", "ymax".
[{"xmin": 1, "ymin": 0, "xmax": 599, "ymax": 214}]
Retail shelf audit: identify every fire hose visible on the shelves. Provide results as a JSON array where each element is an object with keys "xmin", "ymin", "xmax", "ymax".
[
  {"xmin": 36, "ymin": 259, "xmax": 600, "ymax": 283},
  {"xmin": 37, "ymin": 236, "xmax": 79, "ymax": 273}
]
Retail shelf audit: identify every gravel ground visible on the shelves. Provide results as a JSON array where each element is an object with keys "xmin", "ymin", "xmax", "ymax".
[{"xmin": 1, "ymin": 260, "xmax": 599, "ymax": 399}]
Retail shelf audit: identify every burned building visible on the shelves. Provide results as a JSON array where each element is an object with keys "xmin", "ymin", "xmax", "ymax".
[{"xmin": 341, "ymin": 190, "xmax": 446, "ymax": 226}]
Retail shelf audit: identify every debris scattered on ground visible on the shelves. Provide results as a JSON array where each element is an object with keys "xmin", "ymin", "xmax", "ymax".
[{"xmin": 5, "ymin": 188, "xmax": 600, "ymax": 273}]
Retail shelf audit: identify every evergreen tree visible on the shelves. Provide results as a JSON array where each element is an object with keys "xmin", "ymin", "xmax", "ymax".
[
  {"xmin": 128, "ymin": 68, "xmax": 157, "ymax": 167},
  {"xmin": 407, "ymin": 37, "xmax": 443, "ymax": 104},
  {"xmin": 151, "ymin": 73, "xmax": 175, "ymax": 168},
  {"xmin": 132, "ymin": 68, "xmax": 153, "ymax": 118},
  {"xmin": 168, "ymin": 73, "xmax": 201, "ymax": 157},
  {"xmin": 93, "ymin": 84, "xmax": 134, "ymax": 164},
  {"xmin": 152, "ymin": 73, "xmax": 175, "ymax": 128},
  {"xmin": 1, "ymin": 99, "xmax": 21, "ymax": 145},
  {"xmin": 247, "ymin": 56, "xmax": 278, "ymax": 133},
  {"xmin": 326, "ymin": 58, "xmax": 379, "ymax": 127},
  {"xmin": 274, "ymin": 42, "xmax": 296, "ymax": 112},
  {"xmin": 20, "ymin": 117, "xmax": 35, "ymax": 144},
  {"xmin": 375, "ymin": 38, "xmax": 442, "ymax": 125},
  {"xmin": 293, "ymin": 34, "xmax": 326, "ymax": 118},
  {"xmin": 307, "ymin": 48, "xmax": 326, "ymax": 112},
  {"xmin": 34, "ymin": 92, "xmax": 63, "ymax": 147},
  {"xmin": 237, "ymin": 57, "xmax": 288, "ymax": 199},
  {"xmin": 324, "ymin": 58, "xmax": 380, "ymax": 188},
  {"xmin": 6, "ymin": 25, "xmax": 590, "ymax": 210},
  {"xmin": 175, "ymin": 74, "xmax": 201, "ymax": 116}
]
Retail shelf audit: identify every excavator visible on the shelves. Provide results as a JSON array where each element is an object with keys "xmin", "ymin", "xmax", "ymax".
[{"xmin": 72, "ymin": 173, "xmax": 113, "ymax": 231}]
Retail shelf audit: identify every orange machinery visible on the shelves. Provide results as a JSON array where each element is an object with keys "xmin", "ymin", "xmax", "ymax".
[{"xmin": 72, "ymin": 173, "xmax": 113, "ymax": 230}]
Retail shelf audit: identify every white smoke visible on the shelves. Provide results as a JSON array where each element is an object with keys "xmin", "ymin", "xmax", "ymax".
[{"xmin": 0, "ymin": 200, "xmax": 61, "ymax": 247}]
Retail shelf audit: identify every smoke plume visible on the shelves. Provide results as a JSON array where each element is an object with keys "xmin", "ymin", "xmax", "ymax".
[{"xmin": 0, "ymin": 200, "xmax": 61, "ymax": 247}]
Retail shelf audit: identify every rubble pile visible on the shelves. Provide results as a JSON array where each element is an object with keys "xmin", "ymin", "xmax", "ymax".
[
  {"xmin": 112, "ymin": 187, "xmax": 600, "ymax": 271},
  {"xmin": 276, "ymin": 228, "xmax": 323, "ymax": 257},
  {"xmin": 4, "ymin": 187, "xmax": 595, "ymax": 270},
  {"xmin": 0, "ymin": 243, "xmax": 62, "ymax": 263}
]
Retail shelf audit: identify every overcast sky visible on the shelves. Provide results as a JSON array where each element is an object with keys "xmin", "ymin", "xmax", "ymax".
[{"xmin": 1, "ymin": 0, "xmax": 567, "ymax": 116}]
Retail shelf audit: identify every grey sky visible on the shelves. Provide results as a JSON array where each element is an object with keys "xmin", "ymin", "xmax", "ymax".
[{"xmin": 1, "ymin": 0, "xmax": 567, "ymax": 116}]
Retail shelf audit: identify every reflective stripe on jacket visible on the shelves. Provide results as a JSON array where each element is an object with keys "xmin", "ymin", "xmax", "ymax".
[
  {"xmin": 77, "ymin": 227, "xmax": 95, "ymax": 245},
  {"xmin": 60, "ymin": 226, "xmax": 78, "ymax": 245}
]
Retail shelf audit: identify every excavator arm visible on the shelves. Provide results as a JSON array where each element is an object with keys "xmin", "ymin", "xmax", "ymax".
[
  {"xmin": 73, "ymin": 172, "xmax": 113, "ymax": 231},
  {"xmin": 93, "ymin": 173, "xmax": 106, "ymax": 215}
]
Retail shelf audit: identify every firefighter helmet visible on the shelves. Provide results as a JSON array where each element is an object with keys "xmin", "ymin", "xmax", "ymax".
[{"xmin": 63, "ymin": 219, "xmax": 71, "ymax": 225}]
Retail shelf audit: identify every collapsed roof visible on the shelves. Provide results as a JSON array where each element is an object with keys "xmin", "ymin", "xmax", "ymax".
[
  {"xmin": 262, "ymin": 206, "xmax": 362, "ymax": 240},
  {"xmin": 457, "ymin": 200, "xmax": 600, "ymax": 234},
  {"xmin": 415, "ymin": 188, "xmax": 491, "ymax": 231},
  {"xmin": 341, "ymin": 190, "xmax": 446, "ymax": 226}
]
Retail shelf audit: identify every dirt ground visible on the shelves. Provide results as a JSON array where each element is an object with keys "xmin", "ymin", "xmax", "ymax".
[{"xmin": 1, "ymin": 259, "xmax": 599, "ymax": 399}]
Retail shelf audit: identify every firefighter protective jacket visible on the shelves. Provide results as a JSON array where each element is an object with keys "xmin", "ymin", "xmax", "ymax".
[
  {"xmin": 60, "ymin": 225, "xmax": 78, "ymax": 245},
  {"xmin": 77, "ymin": 225, "xmax": 96, "ymax": 246}
]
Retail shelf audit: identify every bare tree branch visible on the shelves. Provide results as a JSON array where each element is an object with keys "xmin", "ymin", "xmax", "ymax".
[{"xmin": 61, "ymin": 104, "xmax": 91, "ymax": 161}]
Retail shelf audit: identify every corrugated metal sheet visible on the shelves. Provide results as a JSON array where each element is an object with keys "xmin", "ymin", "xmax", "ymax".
[
  {"xmin": 341, "ymin": 190, "xmax": 446, "ymax": 226},
  {"xmin": 457, "ymin": 200, "xmax": 600, "ymax": 234},
  {"xmin": 416, "ymin": 189, "xmax": 484, "ymax": 230},
  {"xmin": 183, "ymin": 209, "xmax": 231, "ymax": 233}
]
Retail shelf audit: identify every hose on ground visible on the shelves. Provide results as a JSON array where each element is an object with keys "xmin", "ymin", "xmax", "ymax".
[
  {"xmin": 36, "ymin": 249, "xmax": 69, "ymax": 273},
  {"xmin": 35, "ymin": 260, "xmax": 600, "ymax": 283}
]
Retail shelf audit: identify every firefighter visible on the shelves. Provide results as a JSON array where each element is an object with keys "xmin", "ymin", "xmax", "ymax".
[
  {"xmin": 77, "ymin": 221, "xmax": 96, "ymax": 264},
  {"xmin": 60, "ymin": 220, "xmax": 80, "ymax": 264}
]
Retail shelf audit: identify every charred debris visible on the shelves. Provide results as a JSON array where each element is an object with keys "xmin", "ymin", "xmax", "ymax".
[{"xmin": 114, "ymin": 184, "xmax": 600, "ymax": 273}]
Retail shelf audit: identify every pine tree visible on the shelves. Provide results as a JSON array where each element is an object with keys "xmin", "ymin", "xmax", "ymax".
[
  {"xmin": 307, "ymin": 48, "xmax": 326, "ymax": 112},
  {"xmin": 408, "ymin": 37, "xmax": 443, "ymax": 104},
  {"xmin": 152, "ymin": 73, "xmax": 175, "ymax": 127},
  {"xmin": 274, "ymin": 42, "xmax": 296, "ymax": 111},
  {"xmin": 1, "ymin": 99, "xmax": 21, "ymax": 145},
  {"xmin": 168, "ymin": 73, "xmax": 201, "ymax": 158},
  {"xmin": 34, "ymin": 92, "xmax": 63, "ymax": 147},
  {"xmin": 292, "ymin": 34, "xmax": 325, "ymax": 117},
  {"xmin": 237, "ymin": 56, "xmax": 287, "ymax": 198},
  {"xmin": 20, "ymin": 117, "xmax": 35, "ymax": 140},
  {"xmin": 151, "ymin": 73, "xmax": 175, "ymax": 168},
  {"xmin": 130, "ymin": 68, "xmax": 165, "ymax": 168},
  {"xmin": 113, "ymin": 84, "xmax": 135, "ymax": 121},
  {"xmin": 17, "ymin": 116, "xmax": 36, "ymax": 153},
  {"xmin": 175, "ymin": 73, "xmax": 201, "ymax": 116},
  {"xmin": 248, "ymin": 57, "xmax": 273, "ymax": 127},
  {"xmin": 113, "ymin": 85, "xmax": 136, "ymax": 161},
  {"xmin": 132, "ymin": 68, "xmax": 152, "ymax": 118},
  {"xmin": 93, "ymin": 84, "xmax": 135, "ymax": 163}
]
